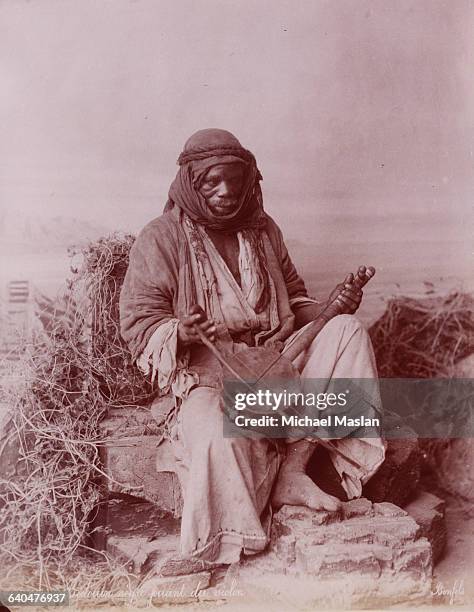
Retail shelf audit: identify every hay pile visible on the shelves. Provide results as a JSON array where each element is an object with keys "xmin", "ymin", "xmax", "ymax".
[
  {"xmin": 72, "ymin": 234, "xmax": 155, "ymax": 406},
  {"xmin": 0, "ymin": 234, "xmax": 156, "ymax": 590},
  {"xmin": 369, "ymin": 291, "xmax": 474, "ymax": 513},
  {"xmin": 369, "ymin": 292, "xmax": 474, "ymax": 378}
]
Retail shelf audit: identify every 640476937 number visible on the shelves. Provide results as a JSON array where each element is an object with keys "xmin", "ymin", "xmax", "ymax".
[{"xmin": 0, "ymin": 591, "xmax": 69, "ymax": 606}]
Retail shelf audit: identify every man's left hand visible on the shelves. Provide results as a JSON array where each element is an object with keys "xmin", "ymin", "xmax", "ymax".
[
  {"xmin": 328, "ymin": 272, "xmax": 364, "ymax": 315},
  {"xmin": 335, "ymin": 282, "xmax": 363, "ymax": 314}
]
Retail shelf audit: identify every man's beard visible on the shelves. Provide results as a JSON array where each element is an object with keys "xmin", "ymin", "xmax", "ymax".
[{"xmin": 208, "ymin": 199, "xmax": 239, "ymax": 216}]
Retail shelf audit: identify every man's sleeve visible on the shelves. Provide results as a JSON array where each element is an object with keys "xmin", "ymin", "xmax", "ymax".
[{"xmin": 119, "ymin": 221, "xmax": 178, "ymax": 361}]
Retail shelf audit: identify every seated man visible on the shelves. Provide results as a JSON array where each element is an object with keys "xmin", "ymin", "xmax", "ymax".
[{"xmin": 119, "ymin": 128, "xmax": 385, "ymax": 569}]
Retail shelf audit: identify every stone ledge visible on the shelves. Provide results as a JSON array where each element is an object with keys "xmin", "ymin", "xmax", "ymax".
[
  {"xmin": 97, "ymin": 487, "xmax": 444, "ymax": 608},
  {"xmin": 100, "ymin": 435, "xmax": 183, "ymax": 514},
  {"xmin": 227, "ymin": 498, "xmax": 433, "ymax": 607}
]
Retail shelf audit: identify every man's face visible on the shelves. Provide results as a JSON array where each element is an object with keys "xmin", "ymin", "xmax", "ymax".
[{"xmin": 198, "ymin": 163, "xmax": 246, "ymax": 217}]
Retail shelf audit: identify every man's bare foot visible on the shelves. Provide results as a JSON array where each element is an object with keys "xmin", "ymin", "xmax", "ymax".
[{"xmin": 272, "ymin": 469, "xmax": 342, "ymax": 512}]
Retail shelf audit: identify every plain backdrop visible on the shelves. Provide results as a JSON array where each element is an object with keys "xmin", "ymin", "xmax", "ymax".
[{"xmin": 1, "ymin": 0, "xmax": 473, "ymax": 301}]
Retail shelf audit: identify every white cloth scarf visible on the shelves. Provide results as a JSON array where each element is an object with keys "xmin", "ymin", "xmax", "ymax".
[{"xmin": 237, "ymin": 229, "xmax": 267, "ymax": 312}]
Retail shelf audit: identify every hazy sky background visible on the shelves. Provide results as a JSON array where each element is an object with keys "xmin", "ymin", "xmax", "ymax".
[{"xmin": 1, "ymin": 0, "xmax": 473, "ymax": 251}]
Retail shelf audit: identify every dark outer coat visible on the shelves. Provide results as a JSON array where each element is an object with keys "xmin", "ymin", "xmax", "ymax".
[{"xmin": 119, "ymin": 207, "xmax": 315, "ymax": 362}]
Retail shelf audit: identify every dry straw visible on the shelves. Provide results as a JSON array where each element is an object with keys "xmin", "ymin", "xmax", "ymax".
[
  {"xmin": 369, "ymin": 292, "xmax": 474, "ymax": 378},
  {"xmin": 0, "ymin": 234, "xmax": 155, "ymax": 594}
]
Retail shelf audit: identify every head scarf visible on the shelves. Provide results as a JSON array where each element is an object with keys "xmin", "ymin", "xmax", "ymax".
[{"xmin": 165, "ymin": 128, "xmax": 267, "ymax": 232}]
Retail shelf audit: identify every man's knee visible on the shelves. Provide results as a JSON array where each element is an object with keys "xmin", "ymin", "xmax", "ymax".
[
  {"xmin": 180, "ymin": 386, "xmax": 248, "ymax": 452},
  {"xmin": 306, "ymin": 314, "xmax": 367, "ymax": 353},
  {"xmin": 330, "ymin": 313, "xmax": 363, "ymax": 328}
]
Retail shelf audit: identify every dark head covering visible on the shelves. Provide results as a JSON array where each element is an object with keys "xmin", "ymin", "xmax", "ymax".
[{"xmin": 165, "ymin": 128, "xmax": 266, "ymax": 232}]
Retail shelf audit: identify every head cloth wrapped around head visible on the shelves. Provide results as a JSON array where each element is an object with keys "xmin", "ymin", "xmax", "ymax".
[{"xmin": 166, "ymin": 128, "xmax": 267, "ymax": 232}]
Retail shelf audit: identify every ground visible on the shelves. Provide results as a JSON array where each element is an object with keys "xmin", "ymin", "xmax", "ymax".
[{"xmin": 59, "ymin": 492, "xmax": 473, "ymax": 611}]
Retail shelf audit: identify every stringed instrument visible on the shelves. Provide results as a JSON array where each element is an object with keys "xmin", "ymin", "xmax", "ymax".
[
  {"xmin": 193, "ymin": 266, "xmax": 375, "ymax": 385},
  {"xmin": 192, "ymin": 266, "xmax": 375, "ymax": 468}
]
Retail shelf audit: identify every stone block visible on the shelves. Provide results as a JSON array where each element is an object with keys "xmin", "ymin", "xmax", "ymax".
[
  {"xmin": 272, "ymin": 534, "xmax": 296, "ymax": 565},
  {"xmin": 100, "ymin": 435, "xmax": 183, "ymax": 514},
  {"xmin": 272, "ymin": 504, "xmax": 341, "ymax": 532},
  {"xmin": 319, "ymin": 547, "xmax": 382, "ymax": 578},
  {"xmin": 342, "ymin": 497, "xmax": 374, "ymax": 519},
  {"xmin": 106, "ymin": 536, "xmax": 157, "ymax": 574},
  {"xmin": 246, "ymin": 502, "xmax": 434, "ymax": 607},
  {"xmin": 93, "ymin": 499, "xmax": 180, "ymax": 570},
  {"xmin": 156, "ymin": 556, "xmax": 220, "ymax": 577},
  {"xmin": 370, "ymin": 516, "xmax": 420, "ymax": 546},
  {"xmin": 392, "ymin": 538, "xmax": 432, "ymax": 580},
  {"xmin": 106, "ymin": 532, "xmax": 181, "ymax": 575},
  {"xmin": 328, "ymin": 518, "xmax": 377, "ymax": 545},
  {"xmin": 99, "ymin": 406, "xmax": 162, "ymax": 438},
  {"xmin": 103, "ymin": 498, "xmax": 180, "ymax": 539},
  {"xmin": 296, "ymin": 542, "xmax": 384, "ymax": 577},
  {"xmin": 149, "ymin": 395, "xmax": 175, "ymax": 427},
  {"xmin": 374, "ymin": 501, "xmax": 408, "ymax": 517}
]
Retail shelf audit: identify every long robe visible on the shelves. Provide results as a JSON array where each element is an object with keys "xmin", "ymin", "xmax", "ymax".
[{"xmin": 119, "ymin": 206, "xmax": 385, "ymax": 563}]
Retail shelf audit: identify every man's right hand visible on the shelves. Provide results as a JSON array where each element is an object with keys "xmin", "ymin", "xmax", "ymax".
[{"xmin": 177, "ymin": 305, "xmax": 216, "ymax": 347}]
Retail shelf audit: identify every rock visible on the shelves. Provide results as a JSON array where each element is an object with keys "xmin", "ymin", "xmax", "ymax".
[
  {"xmin": 107, "ymin": 533, "xmax": 180, "ymax": 574},
  {"xmin": 392, "ymin": 539, "xmax": 432, "ymax": 579},
  {"xmin": 99, "ymin": 406, "xmax": 162, "ymax": 438},
  {"xmin": 106, "ymin": 536, "xmax": 160, "ymax": 574},
  {"xmin": 272, "ymin": 504, "xmax": 341, "ymax": 532},
  {"xmin": 94, "ymin": 499, "xmax": 181, "ymax": 573},
  {"xmin": 156, "ymin": 556, "xmax": 222, "ymax": 578},
  {"xmin": 233, "ymin": 503, "xmax": 433, "ymax": 607},
  {"xmin": 405, "ymin": 491, "xmax": 447, "ymax": 563},
  {"xmin": 374, "ymin": 502, "xmax": 408, "ymax": 517},
  {"xmin": 98, "ymin": 404, "xmax": 184, "ymax": 516},
  {"xmin": 370, "ymin": 516, "xmax": 421, "ymax": 546},
  {"xmin": 296, "ymin": 542, "xmax": 387, "ymax": 577},
  {"xmin": 102, "ymin": 498, "xmax": 180, "ymax": 539},
  {"xmin": 100, "ymin": 435, "xmax": 183, "ymax": 514},
  {"xmin": 139, "ymin": 571, "xmax": 211, "ymax": 604},
  {"xmin": 342, "ymin": 497, "xmax": 374, "ymax": 519},
  {"xmin": 363, "ymin": 437, "xmax": 421, "ymax": 506},
  {"xmin": 272, "ymin": 533, "xmax": 296, "ymax": 565}
]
